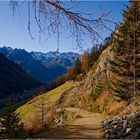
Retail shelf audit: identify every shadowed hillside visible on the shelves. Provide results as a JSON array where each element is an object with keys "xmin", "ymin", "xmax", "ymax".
[
  {"xmin": 0, "ymin": 47, "xmax": 79, "ymax": 83},
  {"xmin": 0, "ymin": 53, "xmax": 42, "ymax": 114}
]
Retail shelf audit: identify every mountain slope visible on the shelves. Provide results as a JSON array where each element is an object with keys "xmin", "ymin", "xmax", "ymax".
[
  {"xmin": 0, "ymin": 47, "xmax": 79, "ymax": 83},
  {"xmin": 16, "ymin": 44, "xmax": 128, "ymax": 132},
  {"xmin": 0, "ymin": 53, "xmax": 42, "ymax": 109},
  {"xmin": 16, "ymin": 81, "xmax": 74, "ymax": 129},
  {"xmin": 15, "ymin": 41, "xmax": 136, "ymax": 140},
  {"xmin": 16, "ymin": 46, "xmax": 108, "ymax": 121},
  {"xmin": 5, "ymin": 2, "xmax": 140, "ymax": 138}
]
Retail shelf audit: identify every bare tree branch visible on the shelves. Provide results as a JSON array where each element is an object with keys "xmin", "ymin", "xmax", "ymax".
[{"xmin": 10, "ymin": 0, "xmax": 117, "ymax": 50}]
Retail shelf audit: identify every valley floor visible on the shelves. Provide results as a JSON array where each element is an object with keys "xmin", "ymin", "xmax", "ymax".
[{"xmin": 33, "ymin": 108, "xmax": 105, "ymax": 139}]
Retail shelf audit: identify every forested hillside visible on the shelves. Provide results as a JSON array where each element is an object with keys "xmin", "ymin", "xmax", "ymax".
[{"xmin": 0, "ymin": 53, "xmax": 42, "ymax": 114}]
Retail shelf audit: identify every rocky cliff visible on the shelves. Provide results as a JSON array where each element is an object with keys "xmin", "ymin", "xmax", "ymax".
[{"xmin": 54, "ymin": 45, "xmax": 127, "ymax": 115}]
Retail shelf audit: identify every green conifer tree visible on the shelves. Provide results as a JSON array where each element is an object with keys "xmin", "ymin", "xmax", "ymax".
[
  {"xmin": 110, "ymin": 1, "xmax": 140, "ymax": 99},
  {"xmin": 0, "ymin": 105, "xmax": 26, "ymax": 138},
  {"xmin": 74, "ymin": 57, "xmax": 82, "ymax": 75}
]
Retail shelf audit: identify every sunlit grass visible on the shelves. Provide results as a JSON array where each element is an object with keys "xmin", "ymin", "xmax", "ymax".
[{"xmin": 16, "ymin": 81, "xmax": 74, "ymax": 128}]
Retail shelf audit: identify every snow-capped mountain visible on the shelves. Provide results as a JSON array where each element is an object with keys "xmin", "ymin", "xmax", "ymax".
[
  {"xmin": 0, "ymin": 46, "xmax": 80, "ymax": 84},
  {"xmin": 30, "ymin": 51, "xmax": 79, "ymax": 67}
]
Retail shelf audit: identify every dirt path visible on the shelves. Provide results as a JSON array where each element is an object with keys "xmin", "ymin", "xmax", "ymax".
[
  {"xmin": 34, "ymin": 108, "xmax": 105, "ymax": 139},
  {"xmin": 65, "ymin": 107, "xmax": 103, "ymax": 127}
]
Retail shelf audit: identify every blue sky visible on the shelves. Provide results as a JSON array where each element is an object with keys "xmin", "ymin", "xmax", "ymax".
[{"xmin": 0, "ymin": 1, "xmax": 129, "ymax": 53}]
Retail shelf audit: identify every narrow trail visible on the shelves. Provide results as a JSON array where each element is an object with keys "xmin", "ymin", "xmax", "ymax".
[{"xmin": 34, "ymin": 108, "xmax": 105, "ymax": 139}]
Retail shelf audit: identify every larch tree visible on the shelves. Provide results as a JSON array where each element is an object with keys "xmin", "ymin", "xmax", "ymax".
[
  {"xmin": 33, "ymin": 94, "xmax": 50, "ymax": 128},
  {"xmin": 81, "ymin": 51, "xmax": 90, "ymax": 73}
]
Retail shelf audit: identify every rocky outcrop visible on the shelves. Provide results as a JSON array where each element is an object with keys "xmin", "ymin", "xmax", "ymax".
[
  {"xmin": 54, "ymin": 80, "xmax": 94, "ymax": 109},
  {"xmin": 48, "ymin": 45, "xmax": 129, "ymax": 116},
  {"xmin": 101, "ymin": 110, "xmax": 140, "ymax": 139},
  {"xmin": 49, "ymin": 108, "xmax": 82, "ymax": 128}
]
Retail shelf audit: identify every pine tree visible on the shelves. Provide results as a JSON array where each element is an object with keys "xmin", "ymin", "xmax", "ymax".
[
  {"xmin": 90, "ymin": 45, "xmax": 99, "ymax": 66},
  {"xmin": 74, "ymin": 57, "xmax": 82, "ymax": 75},
  {"xmin": 110, "ymin": 1, "xmax": 140, "ymax": 99},
  {"xmin": 0, "ymin": 106, "xmax": 26, "ymax": 138}
]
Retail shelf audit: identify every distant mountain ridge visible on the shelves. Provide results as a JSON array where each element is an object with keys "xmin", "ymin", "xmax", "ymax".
[
  {"xmin": 0, "ymin": 46, "xmax": 80, "ymax": 83},
  {"xmin": 31, "ymin": 51, "xmax": 79, "ymax": 67},
  {"xmin": 0, "ymin": 53, "xmax": 42, "ymax": 113}
]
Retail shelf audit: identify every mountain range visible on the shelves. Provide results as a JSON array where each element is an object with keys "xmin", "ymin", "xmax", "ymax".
[
  {"xmin": 0, "ymin": 46, "xmax": 80, "ymax": 84},
  {"xmin": 0, "ymin": 53, "xmax": 42, "ymax": 114}
]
